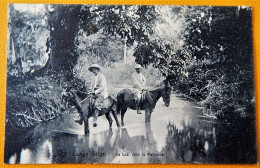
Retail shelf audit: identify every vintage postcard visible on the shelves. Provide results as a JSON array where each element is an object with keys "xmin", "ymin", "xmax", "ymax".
[{"xmin": 4, "ymin": 4, "xmax": 257, "ymax": 164}]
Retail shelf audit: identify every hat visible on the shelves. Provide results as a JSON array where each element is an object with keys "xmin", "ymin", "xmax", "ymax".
[
  {"xmin": 88, "ymin": 64, "xmax": 101, "ymax": 72},
  {"xmin": 135, "ymin": 64, "xmax": 142, "ymax": 69}
]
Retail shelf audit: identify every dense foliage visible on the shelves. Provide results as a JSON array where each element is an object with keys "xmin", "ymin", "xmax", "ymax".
[
  {"xmin": 133, "ymin": 6, "xmax": 255, "ymax": 120},
  {"xmin": 6, "ymin": 77, "xmax": 61, "ymax": 131},
  {"xmin": 178, "ymin": 7, "xmax": 255, "ymax": 120}
]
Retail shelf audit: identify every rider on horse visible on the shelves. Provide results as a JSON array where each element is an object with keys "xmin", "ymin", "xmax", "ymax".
[
  {"xmin": 74, "ymin": 64, "xmax": 109, "ymax": 127},
  {"xmin": 131, "ymin": 64, "xmax": 146, "ymax": 114}
]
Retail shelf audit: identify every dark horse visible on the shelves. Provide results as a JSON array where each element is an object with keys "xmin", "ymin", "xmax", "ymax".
[
  {"xmin": 65, "ymin": 89, "xmax": 120, "ymax": 135},
  {"xmin": 117, "ymin": 81, "xmax": 171, "ymax": 125}
]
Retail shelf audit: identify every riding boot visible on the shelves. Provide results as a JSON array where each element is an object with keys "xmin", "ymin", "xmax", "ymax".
[{"xmin": 135, "ymin": 100, "xmax": 141, "ymax": 114}]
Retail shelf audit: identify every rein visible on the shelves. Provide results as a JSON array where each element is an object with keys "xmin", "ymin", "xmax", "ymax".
[
  {"xmin": 68, "ymin": 90, "xmax": 95, "ymax": 116},
  {"xmin": 149, "ymin": 87, "xmax": 164, "ymax": 100},
  {"xmin": 78, "ymin": 94, "xmax": 94, "ymax": 104},
  {"xmin": 148, "ymin": 87, "xmax": 171, "ymax": 102},
  {"xmin": 80, "ymin": 94, "xmax": 95, "ymax": 116}
]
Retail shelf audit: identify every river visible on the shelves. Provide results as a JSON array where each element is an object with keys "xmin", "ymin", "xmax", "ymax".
[{"xmin": 4, "ymin": 93, "xmax": 257, "ymax": 164}]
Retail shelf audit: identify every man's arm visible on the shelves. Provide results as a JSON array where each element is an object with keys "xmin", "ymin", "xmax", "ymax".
[
  {"xmin": 142, "ymin": 74, "xmax": 146, "ymax": 87},
  {"xmin": 94, "ymin": 75, "xmax": 105, "ymax": 95},
  {"xmin": 90, "ymin": 76, "xmax": 94, "ymax": 92}
]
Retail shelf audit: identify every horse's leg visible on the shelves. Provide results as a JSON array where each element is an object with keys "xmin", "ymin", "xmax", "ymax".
[
  {"xmin": 83, "ymin": 115, "xmax": 89, "ymax": 135},
  {"xmin": 105, "ymin": 113, "xmax": 113, "ymax": 127},
  {"xmin": 145, "ymin": 109, "xmax": 152, "ymax": 124},
  {"xmin": 93, "ymin": 109, "xmax": 99, "ymax": 127},
  {"xmin": 121, "ymin": 107, "xmax": 127, "ymax": 126},
  {"xmin": 148, "ymin": 110, "xmax": 152, "ymax": 123},
  {"xmin": 111, "ymin": 105, "xmax": 120, "ymax": 127}
]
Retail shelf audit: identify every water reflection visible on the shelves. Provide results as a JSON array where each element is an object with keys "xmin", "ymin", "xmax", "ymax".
[
  {"xmin": 51, "ymin": 124, "xmax": 161, "ymax": 163},
  {"xmin": 7, "ymin": 137, "xmax": 53, "ymax": 164},
  {"xmin": 6, "ymin": 120, "xmax": 218, "ymax": 164},
  {"xmin": 163, "ymin": 122, "xmax": 216, "ymax": 163}
]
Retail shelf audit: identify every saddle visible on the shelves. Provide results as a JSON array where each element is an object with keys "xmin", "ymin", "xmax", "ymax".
[
  {"xmin": 127, "ymin": 89, "xmax": 154, "ymax": 104},
  {"xmin": 92, "ymin": 94, "xmax": 116, "ymax": 110}
]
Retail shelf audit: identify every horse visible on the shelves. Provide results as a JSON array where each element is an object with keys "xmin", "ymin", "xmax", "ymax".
[
  {"xmin": 65, "ymin": 88, "xmax": 120, "ymax": 135},
  {"xmin": 117, "ymin": 81, "xmax": 172, "ymax": 125}
]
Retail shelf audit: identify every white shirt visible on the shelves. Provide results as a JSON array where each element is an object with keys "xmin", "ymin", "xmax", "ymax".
[
  {"xmin": 131, "ymin": 72, "xmax": 146, "ymax": 91},
  {"xmin": 91, "ymin": 73, "xmax": 108, "ymax": 99}
]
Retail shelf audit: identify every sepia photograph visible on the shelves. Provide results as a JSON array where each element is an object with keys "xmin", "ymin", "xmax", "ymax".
[{"xmin": 4, "ymin": 4, "xmax": 257, "ymax": 164}]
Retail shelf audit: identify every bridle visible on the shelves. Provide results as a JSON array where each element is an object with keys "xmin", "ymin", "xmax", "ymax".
[
  {"xmin": 67, "ymin": 89, "xmax": 96, "ymax": 115},
  {"xmin": 162, "ymin": 87, "xmax": 171, "ymax": 102}
]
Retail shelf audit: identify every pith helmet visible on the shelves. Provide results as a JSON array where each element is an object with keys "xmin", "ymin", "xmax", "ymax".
[
  {"xmin": 88, "ymin": 64, "xmax": 101, "ymax": 72},
  {"xmin": 135, "ymin": 64, "xmax": 142, "ymax": 69}
]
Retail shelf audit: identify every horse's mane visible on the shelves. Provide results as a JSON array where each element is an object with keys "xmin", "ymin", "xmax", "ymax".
[
  {"xmin": 142, "ymin": 90, "xmax": 155, "ymax": 106},
  {"xmin": 69, "ymin": 89, "xmax": 94, "ymax": 116},
  {"xmin": 146, "ymin": 86, "xmax": 168, "ymax": 102}
]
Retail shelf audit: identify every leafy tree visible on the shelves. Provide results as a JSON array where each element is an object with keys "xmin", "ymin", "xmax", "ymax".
[
  {"xmin": 75, "ymin": 29, "xmax": 125, "ymax": 66},
  {"xmin": 133, "ymin": 6, "xmax": 187, "ymax": 83},
  {"xmin": 37, "ymin": 5, "xmax": 158, "ymax": 80},
  {"xmin": 91, "ymin": 5, "xmax": 157, "ymax": 44}
]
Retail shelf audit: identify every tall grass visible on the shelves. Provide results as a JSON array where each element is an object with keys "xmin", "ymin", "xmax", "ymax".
[{"xmin": 74, "ymin": 56, "xmax": 165, "ymax": 89}]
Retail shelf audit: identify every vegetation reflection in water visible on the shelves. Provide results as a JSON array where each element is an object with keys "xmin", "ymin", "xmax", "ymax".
[{"xmin": 7, "ymin": 118, "xmax": 219, "ymax": 163}]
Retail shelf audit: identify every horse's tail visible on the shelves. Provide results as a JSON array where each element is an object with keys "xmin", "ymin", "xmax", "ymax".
[
  {"xmin": 108, "ymin": 94, "xmax": 120, "ymax": 115},
  {"xmin": 116, "ymin": 90, "xmax": 125, "ymax": 115}
]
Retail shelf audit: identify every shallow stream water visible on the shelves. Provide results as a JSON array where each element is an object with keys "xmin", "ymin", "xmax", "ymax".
[{"xmin": 4, "ymin": 94, "xmax": 257, "ymax": 164}]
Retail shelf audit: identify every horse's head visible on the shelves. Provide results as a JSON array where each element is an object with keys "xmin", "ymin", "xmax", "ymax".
[
  {"xmin": 161, "ymin": 80, "xmax": 172, "ymax": 107},
  {"xmin": 62, "ymin": 87, "xmax": 78, "ymax": 106}
]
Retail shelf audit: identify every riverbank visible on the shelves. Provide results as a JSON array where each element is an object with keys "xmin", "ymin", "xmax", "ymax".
[{"xmin": 5, "ymin": 77, "xmax": 64, "ymax": 132}]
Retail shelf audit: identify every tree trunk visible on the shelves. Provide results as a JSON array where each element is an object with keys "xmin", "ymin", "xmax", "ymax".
[{"xmin": 8, "ymin": 4, "xmax": 23, "ymax": 76}]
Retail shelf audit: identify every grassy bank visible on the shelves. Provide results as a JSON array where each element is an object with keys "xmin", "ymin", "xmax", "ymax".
[{"xmin": 6, "ymin": 77, "xmax": 64, "ymax": 132}]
